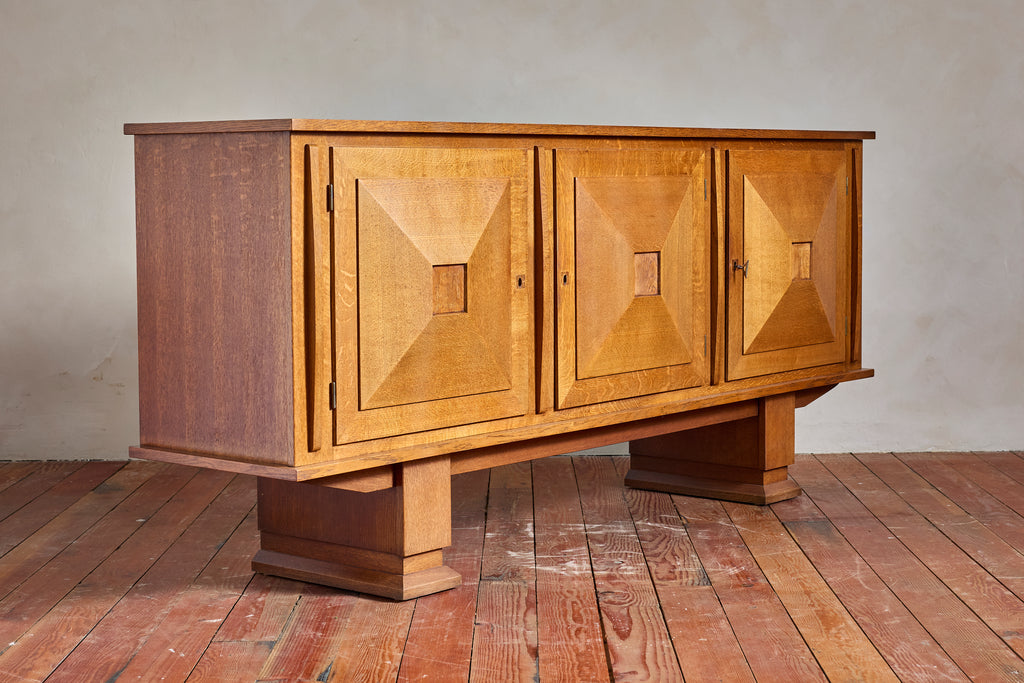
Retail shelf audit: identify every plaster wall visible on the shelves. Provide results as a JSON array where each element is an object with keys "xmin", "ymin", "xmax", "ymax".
[{"xmin": 1, "ymin": 0, "xmax": 1021, "ymax": 460}]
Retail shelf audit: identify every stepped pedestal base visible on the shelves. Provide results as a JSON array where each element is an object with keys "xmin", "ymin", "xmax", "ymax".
[
  {"xmin": 626, "ymin": 392, "xmax": 806, "ymax": 505},
  {"xmin": 253, "ymin": 388, "xmax": 837, "ymax": 599},
  {"xmin": 254, "ymin": 455, "xmax": 458, "ymax": 600}
]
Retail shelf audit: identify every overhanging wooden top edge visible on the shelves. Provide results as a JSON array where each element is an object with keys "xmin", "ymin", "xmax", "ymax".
[
  {"xmin": 124, "ymin": 119, "xmax": 296, "ymax": 135},
  {"xmin": 124, "ymin": 119, "xmax": 875, "ymax": 140}
]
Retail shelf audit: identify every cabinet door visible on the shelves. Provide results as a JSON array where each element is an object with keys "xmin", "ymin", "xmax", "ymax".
[
  {"xmin": 726, "ymin": 148, "xmax": 849, "ymax": 380},
  {"xmin": 332, "ymin": 147, "xmax": 532, "ymax": 442},
  {"xmin": 555, "ymin": 149, "xmax": 709, "ymax": 409}
]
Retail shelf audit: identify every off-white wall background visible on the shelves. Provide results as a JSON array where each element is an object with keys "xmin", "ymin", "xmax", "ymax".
[{"xmin": 1, "ymin": 0, "xmax": 1021, "ymax": 461}]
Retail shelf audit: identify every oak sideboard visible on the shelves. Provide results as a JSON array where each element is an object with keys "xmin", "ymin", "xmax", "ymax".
[{"xmin": 125, "ymin": 119, "xmax": 874, "ymax": 599}]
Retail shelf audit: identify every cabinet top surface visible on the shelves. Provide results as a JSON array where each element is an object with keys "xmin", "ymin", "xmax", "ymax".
[{"xmin": 123, "ymin": 118, "xmax": 875, "ymax": 140}]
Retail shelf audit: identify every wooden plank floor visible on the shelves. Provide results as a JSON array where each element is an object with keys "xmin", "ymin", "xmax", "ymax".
[{"xmin": 1, "ymin": 453, "xmax": 1023, "ymax": 682}]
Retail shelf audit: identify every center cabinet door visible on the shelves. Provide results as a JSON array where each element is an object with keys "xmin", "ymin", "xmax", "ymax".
[
  {"xmin": 332, "ymin": 147, "xmax": 532, "ymax": 443},
  {"xmin": 554, "ymin": 149, "xmax": 710, "ymax": 409}
]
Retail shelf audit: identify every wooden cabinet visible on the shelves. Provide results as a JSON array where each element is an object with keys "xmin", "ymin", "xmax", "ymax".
[{"xmin": 126, "ymin": 120, "xmax": 873, "ymax": 599}]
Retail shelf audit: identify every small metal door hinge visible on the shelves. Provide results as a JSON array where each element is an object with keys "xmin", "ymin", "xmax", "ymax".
[
  {"xmin": 326, "ymin": 184, "xmax": 335, "ymax": 212},
  {"xmin": 704, "ymin": 178, "xmax": 708, "ymax": 200},
  {"xmin": 329, "ymin": 381, "xmax": 337, "ymax": 410},
  {"xmin": 704, "ymin": 334, "xmax": 707, "ymax": 356},
  {"xmin": 846, "ymin": 177, "xmax": 849, "ymax": 196}
]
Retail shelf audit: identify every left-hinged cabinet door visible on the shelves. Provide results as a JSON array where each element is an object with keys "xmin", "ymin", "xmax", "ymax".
[{"xmin": 314, "ymin": 145, "xmax": 534, "ymax": 444}]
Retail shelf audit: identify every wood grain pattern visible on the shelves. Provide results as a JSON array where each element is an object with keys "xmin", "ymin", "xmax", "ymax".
[
  {"xmin": 898, "ymin": 452, "xmax": 1024, "ymax": 559},
  {"xmin": 627, "ymin": 393, "xmax": 800, "ymax": 504},
  {"xmin": 134, "ymin": 132, "xmax": 293, "ymax": 465},
  {"xmin": 452, "ymin": 399, "xmax": 758, "ymax": 476},
  {"xmin": 532, "ymin": 457, "xmax": 610, "ymax": 683},
  {"xmin": 432, "ymin": 263, "xmax": 468, "ymax": 314},
  {"xmin": 128, "ymin": 122, "xmax": 871, "ymax": 477},
  {"xmin": 357, "ymin": 176, "xmax": 511, "ymax": 407},
  {"xmin": 555, "ymin": 148, "xmax": 710, "ymax": 408},
  {"xmin": 327, "ymin": 597, "xmax": 417, "ymax": 682},
  {"xmin": 88, "ymin": 505, "xmax": 258, "ymax": 683},
  {"xmin": 850, "ymin": 144, "xmax": 864, "ymax": 363},
  {"xmin": 0, "ymin": 462, "xmax": 122, "ymax": 556},
  {"xmin": 673, "ymin": 495, "xmax": 828, "ymax": 681},
  {"xmin": 186, "ymin": 640, "xmax": 274, "ymax": 682},
  {"xmin": 472, "ymin": 462, "xmax": 539, "ymax": 682},
  {"xmin": 791, "ymin": 242, "xmax": 812, "ymax": 280},
  {"xmin": 710, "ymin": 149, "xmax": 727, "ymax": 387},
  {"xmin": 254, "ymin": 456, "xmax": 457, "ymax": 599},
  {"xmin": 726, "ymin": 147, "xmax": 849, "ymax": 380},
  {"xmin": 633, "ymin": 251, "xmax": 661, "ymax": 296},
  {"xmin": 0, "ymin": 468, "xmax": 231, "ymax": 681},
  {"xmin": 536, "ymin": 147, "xmax": 557, "ymax": 416},
  {"xmin": 48, "ymin": 475, "xmax": 254, "ymax": 681},
  {"xmin": 254, "ymin": 585, "xmax": 359, "ymax": 681},
  {"xmin": 981, "ymin": 451, "xmax": 1024, "ymax": 484},
  {"xmin": 942, "ymin": 451, "xmax": 1024, "ymax": 518},
  {"xmin": 723, "ymin": 501, "xmax": 898, "ymax": 681},
  {"xmin": 0, "ymin": 462, "xmax": 39, "ymax": 495},
  {"xmin": 332, "ymin": 146, "xmax": 532, "ymax": 443},
  {"xmin": 0, "ymin": 462, "xmax": 164, "ymax": 601},
  {"xmin": 0, "ymin": 462, "xmax": 81, "ymax": 521},
  {"xmin": 7, "ymin": 454, "xmax": 1024, "ymax": 682},
  {"xmin": 624, "ymin": 485, "xmax": 754, "ymax": 682},
  {"xmin": 772, "ymin": 485, "xmax": 968, "ymax": 681},
  {"xmin": 573, "ymin": 456, "xmax": 683, "ymax": 682},
  {"xmin": 792, "ymin": 455, "xmax": 1024, "ymax": 680},
  {"xmin": 126, "ymin": 124, "xmax": 874, "ymax": 613},
  {"xmin": 398, "ymin": 470, "xmax": 489, "ymax": 683},
  {"xmin": 131, "ymin": 367, "xmax": 872, "ymax": 481},
  {"xmin": 817, "ymin": 454, "xmax": 1024, "ymax": 657},
  {"xmin": 857, "ymin": 453, "xmax": 1024, "ymax": 600},
  {"xmin": 0, "ymin": 463, "xmax": 187, "ymax": 626},
  {"xmin": 303, "ymin": 143, "xmax": 331, "ymax": 454},
  {"xmin": 213, "ymin": 572, "xmax": 306, "ymax": 644}
]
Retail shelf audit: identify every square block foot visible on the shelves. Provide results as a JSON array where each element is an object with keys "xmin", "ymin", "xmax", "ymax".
[{"xmin": 252, "ymin": 549, "xmax": 462, "ymax": 601}]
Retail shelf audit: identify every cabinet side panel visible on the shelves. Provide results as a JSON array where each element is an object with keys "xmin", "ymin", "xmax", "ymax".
[{"xmin": 135, "ymin": 132, "xmax": 294, "ymax": 465}]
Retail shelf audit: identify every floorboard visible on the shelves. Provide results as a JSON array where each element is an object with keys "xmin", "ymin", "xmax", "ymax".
[
  {"xmin": 471, "ymin": 462, "xmax": 538, "ymax": 683},
  {"xmin": 0, "ymin": 462, "xmax": 124, "ymax": 557},
  {"xmin": 575, "ymin": 455, "xmax": 683, "ymax": 682},
  {"xmin": 533, "ymin": 457, "xmax": 608, "ymax": 683},
  {"xmin": 857, "ymin": 453, "xmax": 1024, "ymax": 601},
  {"xmin": 793, "ymin": 455, "xmax": 1024, "ymax": 681},
  {"xmin": 722, "ymin": 500, "xmax": 897, "ymax": 681},
  {"xmin": 0, "ymin": 453, "xmax": 1022, "ymax": 682},
  {"xmin": 676, "ymin": 494, "xmax": 828, "ymax": 682},
  {"xmin": 626, "ymin": 485, "xmax": 752, "ymax": 682},
  {"xmin": 0, "ymin": 462, "xmax": 83, "ymax": 522},
  {"xmin": 398, "ymin": 469, "xmax": 488, "ymax": 683},
  {"xmin": 772, "ymin": 490, "xmax": 970, "ymax": 682}
]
